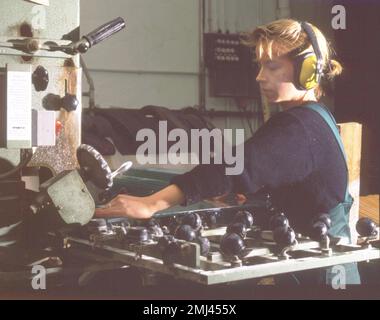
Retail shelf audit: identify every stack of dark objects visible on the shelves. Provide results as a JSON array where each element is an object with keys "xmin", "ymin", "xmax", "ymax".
[{"xmin": 82, "ymin": 106, "xmax": 215, "ymax": 156}]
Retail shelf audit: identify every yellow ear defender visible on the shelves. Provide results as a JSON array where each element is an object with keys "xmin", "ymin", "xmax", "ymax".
[{"xmin": 293, "ymin": 22, "xmax": 324, "ymax": 91}]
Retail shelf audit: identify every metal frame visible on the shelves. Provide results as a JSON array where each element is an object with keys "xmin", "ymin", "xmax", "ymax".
[{"xmin": 66, "ymin": 236, "xmax": 380, "ymax": 285}]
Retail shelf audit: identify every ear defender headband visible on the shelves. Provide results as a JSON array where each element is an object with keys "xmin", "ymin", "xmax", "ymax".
[{"xmin": 292, "ymin": 21, "xmax": 324, "ymax": 90}]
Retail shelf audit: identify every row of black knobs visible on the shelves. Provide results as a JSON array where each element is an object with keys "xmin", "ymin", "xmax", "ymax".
[
  {"xmin": 87, "ymin": 212, "xmax": 377, "ymax": 261},
  {"xmin": 219, "ymin": 210, "xmax": 300, "ymax": 257},
  {"xmin": 219, "ymin": 211, "xmax": 378, "ymax": 258},
  {"xmin": 220, "ymin": 211, "xmax": 254, "ymax": 257},
  {"xmin": 155, "ymin": 213, "xmax": 377, "ymax": 264},
  {"xmin": 159, "ymin": 213, "xmax": 211, "ymax": 261}
]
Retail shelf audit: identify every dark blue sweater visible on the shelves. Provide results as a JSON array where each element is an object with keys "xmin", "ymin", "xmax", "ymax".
[{"xmin": 171, "ymin": 104, "xmax": 347, "ymax": 232}]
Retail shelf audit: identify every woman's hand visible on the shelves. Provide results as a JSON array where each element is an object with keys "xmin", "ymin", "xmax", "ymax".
[
  {"xmin": 95, "ymin": 194, "xmax": 155, "ymax": 219},
  {"xmin": 94, "ymin": 184, "xmax": 186, "ymax": 220}
]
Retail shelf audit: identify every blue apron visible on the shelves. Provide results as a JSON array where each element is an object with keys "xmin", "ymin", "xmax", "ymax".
[
  {"xmin": 276, "ymin": 103, "xmax": 361, "ymax": 285},
  {"xmin": 305, "ymin": 103, "xmax": 361, "ymax": 285}
]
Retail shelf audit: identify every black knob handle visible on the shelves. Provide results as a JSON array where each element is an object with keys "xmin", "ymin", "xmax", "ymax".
[
  {"xmin": 62, "ymin": 93, "xmax": 79, "ymax": 112},
  {"xmin": 83, "ymin": 17, "xmax": 125, "ymax": 48},
  {"xmin": 309, "ymin": 221, "xmax": 328, "ymax": 241},
  {"xmin": 174, "ymin": 224, "xmax": 196, "ymax": 242},
  {"xmin": 234, "ymin": 210, "xmax": 254, "ymax": 228},
  {"xmin": 356, "ymin": 218, "xmax": 378, "ymax": 237},
  {"xmin": 312, "ymin": 213, "xmax": 331, "ymax": 229},
  {"xmin": 227, "ymin": 222, "xmax": 247, "ymax": 239},
  {"xmin": 269, "ymin": 212, "xmax": 289, "ymax": 230},
  {"xmin": 204, "ymin": 211, "xmax": 218, "ymax": 228},
  {"xmin": 181, "ymin": 213, "xmax": 202, "ymax": 231},
  {"xmin": 273, "ymin": 226, "xmax": 296, "ymax": 247},
  {"xmin": 32, "ymin": 66, "xmax": 49, "ymax": 92},
  {"xmin": 220, "ymin": 233, "xmax": 245, "ymax": 256}
]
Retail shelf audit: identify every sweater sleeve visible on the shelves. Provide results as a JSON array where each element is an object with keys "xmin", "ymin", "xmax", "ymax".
[{"xmin": 170, "ymin": 111, "xmax": 314, "ymax": 206}]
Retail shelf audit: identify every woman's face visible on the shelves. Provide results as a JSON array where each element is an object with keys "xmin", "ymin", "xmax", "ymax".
[{"xmin": 256, "ymin": 54, "xmax": 306, "ymax": 104}]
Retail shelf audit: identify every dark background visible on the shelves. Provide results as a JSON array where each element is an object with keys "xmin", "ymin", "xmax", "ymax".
[{"xmin": 333, "ymin": 0, "xmax": 380, "ymax": 195}]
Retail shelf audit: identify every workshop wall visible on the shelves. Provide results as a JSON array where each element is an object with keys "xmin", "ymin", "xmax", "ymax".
[
  {"xmin": 81, "ymin": 0, "xmax": 278, "ymax": 137},
  {"xmin": 81, "ymin": 0, "xmax": 337, "ymax": 140}
]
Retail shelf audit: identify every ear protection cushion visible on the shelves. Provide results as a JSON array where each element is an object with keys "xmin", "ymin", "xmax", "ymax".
[{"xmin": 293, "ymin": 52, "xmax": 318, "ymax": 90}]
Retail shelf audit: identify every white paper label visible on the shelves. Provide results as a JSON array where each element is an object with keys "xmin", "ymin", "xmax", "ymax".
[
  {"xmin": 32, "ymin": 109, "xmax": 56, "ymax": 146},
  {"xmin": 6, "ymin": 65, "xmax": 32, "ymax": 147}
]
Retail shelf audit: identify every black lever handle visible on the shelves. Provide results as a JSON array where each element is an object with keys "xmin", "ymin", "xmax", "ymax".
[{"xmin": 83, "ymin": 17, "xmax": 125, "ymax": 48}]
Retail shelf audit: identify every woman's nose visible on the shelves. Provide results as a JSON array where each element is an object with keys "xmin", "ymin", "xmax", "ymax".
[{"xmin": 256, "ymin": 67, "xmax": 266, "ymax": 83}]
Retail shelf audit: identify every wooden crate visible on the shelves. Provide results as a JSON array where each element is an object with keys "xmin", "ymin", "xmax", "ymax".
[{"xmin": 338, "ymin": 122, "xmax": 362, "ymax": 243}]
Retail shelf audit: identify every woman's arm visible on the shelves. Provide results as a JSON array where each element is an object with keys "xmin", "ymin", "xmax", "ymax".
[{"xmin": 94, "ymin": 184, "xmax": 185, "ymax": 219}]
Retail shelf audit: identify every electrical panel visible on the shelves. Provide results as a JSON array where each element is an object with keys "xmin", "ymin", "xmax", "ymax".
[{"xmin": 204, "ymin": 32, "xmax": 260, "ymax": 98}]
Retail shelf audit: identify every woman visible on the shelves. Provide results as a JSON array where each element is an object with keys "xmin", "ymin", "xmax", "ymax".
[{"xmin": 95, "ymin": 19, "xmax": 360, "ymax": 285}]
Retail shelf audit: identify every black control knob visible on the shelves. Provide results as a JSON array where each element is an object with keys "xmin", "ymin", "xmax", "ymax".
[
  {"xmin": 174, "ymin": 224, "xmax": 196, "ymax": 242},
  {"xmin": 356, "ymin": 218, "xmax": 378, "ymax": 237},
  {"xmin": 234, "ymin": 210, "xmax": 254, "ymax": 228},
  {"xmin": 181, "ymin": 213, "xmax": 202, "ymax": 231},
  {"xmin": 227, "ymin": 222, "xmax": 247, "ymax": 239},
  {"xmin": 273, "ymin": 226, "xmax": 296, "ymax": 247},
  {"xmin": 204, "ymin": 211, "xmax": 218, "ymax": 228},
  {"xmin": 309, "ymin": 221, "xmax": 328, "ymax": 241},
  {"xmin": 62, "ymin": 93, "xmax": 79, "ymax": 112},
  {"xmin": 269, "ymin": 212, "xmax": 289, "ymax": 230},
  {"xmin": 162, "ymin": 216, "xmax": 179, "ymax": 235},
  {"xmin": 196, "ymin": 236, "xmax": 211, "ymax": 256},
  {"xmin": 220, "ymin": 233, "xmax": 245, "ymax": 256},
  {"xmin": 312, "ymin": 213, "xmax": 331, "ymax": 229},
  {"xmin": 32, "ymin": 66, "xmax": 49, "ymax": 92}
]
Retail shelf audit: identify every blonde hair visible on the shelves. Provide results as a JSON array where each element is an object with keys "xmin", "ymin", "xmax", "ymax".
[{"xmin": 243, "ymin": 19, "xmax": 342, "ymax": 98}]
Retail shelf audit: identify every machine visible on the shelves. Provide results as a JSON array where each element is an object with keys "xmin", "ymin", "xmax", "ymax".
[
  {"xmin": 0, "ymin": 0, "xmax": 128, "ymax": 288},
  {"xmin": 0, "ymin": 1, "xmax": 379, "ymax": 295}
]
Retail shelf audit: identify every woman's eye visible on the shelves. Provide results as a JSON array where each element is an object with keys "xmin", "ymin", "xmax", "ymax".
[{"xmin": 267, "ymin": 63, "xmax": 280, "ymax": 70}]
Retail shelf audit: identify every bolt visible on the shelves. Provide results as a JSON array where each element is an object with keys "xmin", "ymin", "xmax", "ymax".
[{"xmin": 26, "ymin": 39, "xmax": 40, "ymax": 53}]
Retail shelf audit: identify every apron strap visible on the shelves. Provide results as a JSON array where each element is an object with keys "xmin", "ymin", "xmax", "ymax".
[{"xmin": 304, "ymin": 103, "xmax": 350, "ymax": 201}]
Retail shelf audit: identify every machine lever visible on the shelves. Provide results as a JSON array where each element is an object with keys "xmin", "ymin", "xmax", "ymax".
[
  {"xmin": 74, "ymin": 17, "xmax": 126, "ymax": 53},
  {"xmin": 110, "ymin": 161, "xmax": 133, "ymax": 180}
]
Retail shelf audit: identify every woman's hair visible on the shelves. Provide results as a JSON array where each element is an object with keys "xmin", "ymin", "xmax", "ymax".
[{"xmin": 243, "ymin": 19, "xmax": 342, "ymax": 98}]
